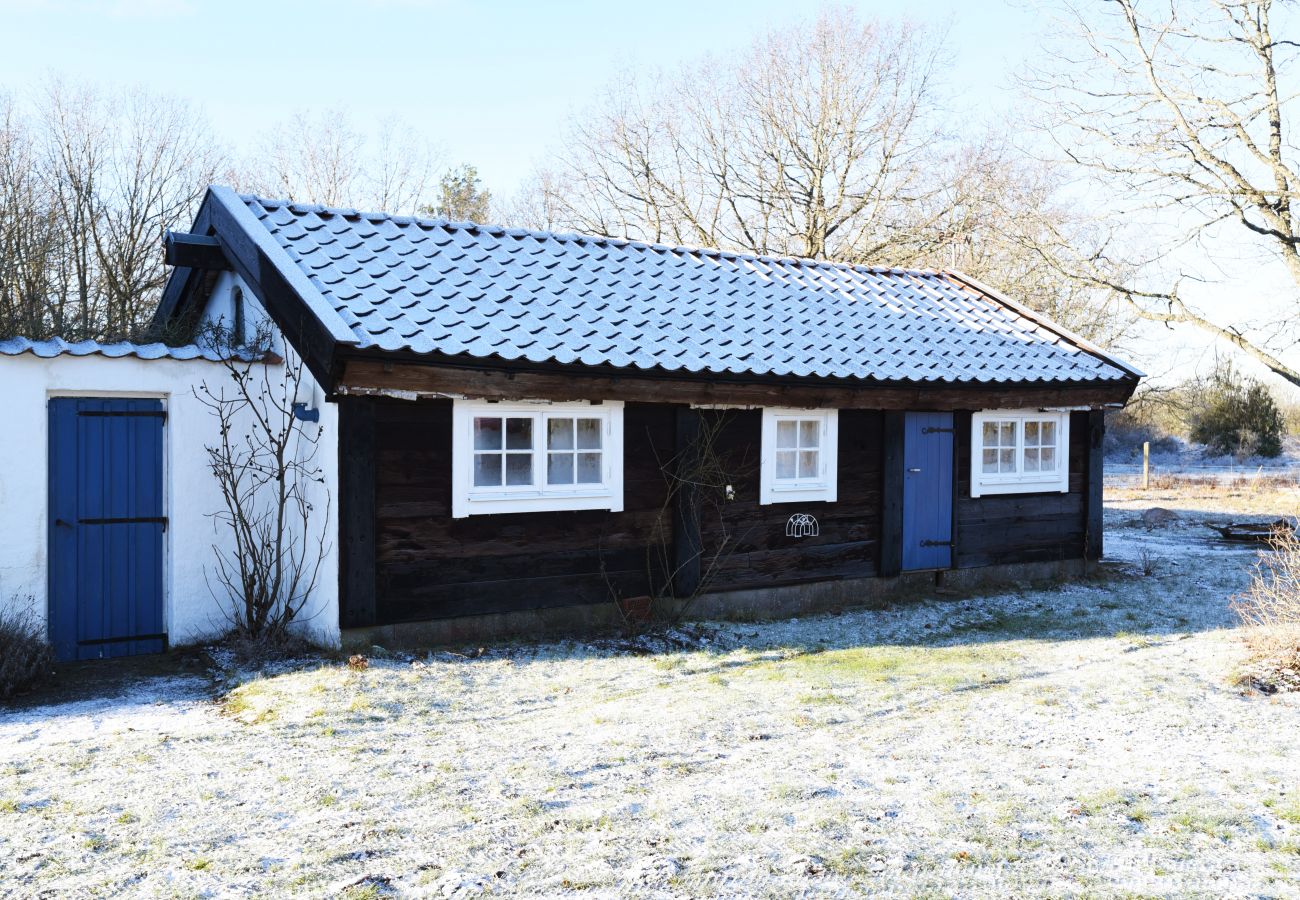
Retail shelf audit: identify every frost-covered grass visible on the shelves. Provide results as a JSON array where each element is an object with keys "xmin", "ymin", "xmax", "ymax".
[{"xmin": 3, "ymin": 494, "xmax": 1300, "ymax": 898}]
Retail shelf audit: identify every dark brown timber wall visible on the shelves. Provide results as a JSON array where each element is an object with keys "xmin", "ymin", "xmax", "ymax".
[
  {"xmin": 698, "ymin": 409, "xmax": 882, "ymax": 592},
  {"xmin": 953, "ymin": 410, "xmax": 1090, "ymax": 568},
  {"xmin": 343, "ymin": 398, "xmax": 1098, "ymax": 628},
  {"xmin": 370, "ymin": 398, "xmax": 672, "ymax": 625}
]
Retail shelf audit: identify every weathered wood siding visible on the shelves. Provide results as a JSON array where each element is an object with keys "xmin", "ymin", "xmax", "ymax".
[
  {"xmin": 343, "ymin": 399, "xmax": 1094, "ymax": 627},
  {"xmin": 699, "ymin": 409, "xmax": 883, "ymax": 592},
  {"xmin": 372, "ymin": 398, "xmax": 673, "ymax": 624},
  {"xmin": 953, "ymin": 410, "xmax": 1089, "ymax": 568}
]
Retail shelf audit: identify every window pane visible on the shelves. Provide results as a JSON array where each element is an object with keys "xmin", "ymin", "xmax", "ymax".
[
  {"xmin": 576, "ymin": 418, "xmax": 602, "ymax": 450},
  {"xmin": 1025, "ymin": 421, "xmax": 1039, "ymax": 445},
  {"xmin": 999, "ymin": 448, "xmax": 1014, "ymax": 470},
  {"xmin": 473, "ymin": 417, "xmax": 502, "ymax": 451},
  {"xmin": 799, "ymin": 419, "xmax": 819, "ymax": 449},
  {"xmin": 776, "ymin": 420, "xmax": 798, "ymax": 449},
  {"xmin": 505, "ymin": 452, "xmax": 532, "ymax": 486},
  {"xmin": 798, "ymin": 449, "xmax": 819, "ymax": 479},
  {"xmin": 547, "ymin": 417, "xmax": 574, "ymax": 450},
  {"xmin": 505, "ymin": 417, "xmax": 533, "ymax": 450},
  {"xmin": 473, "ymin": 453, "xmax": 501, "ymax": 486},
  {"xmin": 982, "ymin": 421, "xmax": 999, "ymax": 445},
  {"xmin": 999, "ymin": 422, "xmax": 1015, "ymax": 446},
  {"xmin": 1024, "ymin": 448, "xmax": 1040, "ymax": 472},
  {"xmin": 775, "ymin": 450, "xmax": 797, "ymax": 479},
  {"xmin": 1040, "ymin": 447, "xmax": 1055, "ymax": 471},
  {"xmin": 547, "ymin": 452, "xmax": 574, "ymax": 485},
  {"xmin": 1040, "ymin": 421, "xmax": 1056, "ymax": 447},
  {"xmin": 982, "ymin": 449, "xmax": 999, "ymax": 473},
  {"xmin": 576, "ymin": 452, "xmax": 602, "ymax": 484}
]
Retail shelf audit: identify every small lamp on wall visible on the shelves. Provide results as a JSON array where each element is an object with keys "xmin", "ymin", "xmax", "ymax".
[{"xmin": 291, "ymin": 402, "xmax": 319, "ymax": 423}]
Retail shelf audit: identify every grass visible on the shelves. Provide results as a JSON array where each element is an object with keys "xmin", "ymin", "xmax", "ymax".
[
  {"xmin": 766, "ymin": 642, "xmax": 1024, "ymax": 691},
  {"xmin": 4, "ymin": 495, "xmax": 1300, "ymax": 896}
]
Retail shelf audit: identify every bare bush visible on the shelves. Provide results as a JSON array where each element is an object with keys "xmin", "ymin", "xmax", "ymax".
[
  {"xmin": 0, "ymin": 603, "xmax": 54, "ymax": 700},
  {"xmin": 1231, "ymin": 525, "xmax": 1300, "ymax": 685},
  {"xmin": 196, "ymin": 322, "xmax": 330, "ymax": 643}
]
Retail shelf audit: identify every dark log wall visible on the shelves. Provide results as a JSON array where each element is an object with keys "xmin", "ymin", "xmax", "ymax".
[
  {"xmin": 953, "ymin": 410, "xmax": 1090, "ymax": 568},
  {"xmin": 372, "ymin": 398, "xmax": 674, "ymax": 624},
  {"xmin": 344, "ymin": 398, "xmax": 1097, "ymax": 627},
  {"xmin": 699, "ymin": 409, "xmax": 883, "ymax": 592}
]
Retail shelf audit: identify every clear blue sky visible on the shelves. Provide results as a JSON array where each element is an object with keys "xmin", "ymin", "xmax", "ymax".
[{"xmin": 1, "ymin": 0, "xmax": 1040, "ymax": 197}]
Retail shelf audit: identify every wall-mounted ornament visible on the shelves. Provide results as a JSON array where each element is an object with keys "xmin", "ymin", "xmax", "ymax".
[{"xmin": 785, "ymin": 513, "xmax": 819, "ymax": 538}]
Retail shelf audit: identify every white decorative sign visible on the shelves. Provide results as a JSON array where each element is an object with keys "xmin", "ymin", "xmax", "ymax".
[{"xmin": 785, "ymin": 514, "xmax": 819, "ymax": 538}]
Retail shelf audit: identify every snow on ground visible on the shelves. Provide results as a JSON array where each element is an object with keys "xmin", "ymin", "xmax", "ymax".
[{"xmin": 3, "ymin": 490, "xmax": 1300, "ymax": 898}]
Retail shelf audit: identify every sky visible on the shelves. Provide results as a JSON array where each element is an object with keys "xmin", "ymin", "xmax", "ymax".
[
  {"xmin": 2, "ymin": 0, "xmax": 1294, "ymax": 388},
  {"xmin": 0, "ymin": 0, "xmax": 1038, "ymax": 196}
]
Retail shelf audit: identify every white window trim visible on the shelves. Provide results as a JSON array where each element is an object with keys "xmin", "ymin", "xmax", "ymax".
[
  {"xmin": 759, "ymin": 408, "xmax": 838, "ymax": 505},
  {"xmin": 451, "ymin": 400, "xmax": 624, "ymax": 517},
  {"xmin": 970, "ymin": 409, "xmax": 1070, "ymax": 498}
]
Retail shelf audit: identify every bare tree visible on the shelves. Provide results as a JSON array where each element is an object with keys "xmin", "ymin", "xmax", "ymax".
[
  {"xmin": 528, "ymin": 7, "xmax": 950, "ymax": 262},
  {"xmin": 195, "ymin": 322, "xmax": 330, "ymax": 641},
  {"xmin": 508, "ymin": 8, "xmax": 1127, "ymax": 344},
  {"xmin": 0, "ymin": 81, "xmax": 220, "ymax": 341},
  {"xmin": 1024, "ymin": 0, "xmax": 1300, "ymax": 386},
  {"xmin": 91, "ymin": 87, "xmax": 219, "ymax": 336},
  {"xmin": 0, "ymin": 93, "xmax": 62, "ymax": 338},
  {"xmin": 248, "ymin": 109, "xmax": 440, "ymax": 214}
]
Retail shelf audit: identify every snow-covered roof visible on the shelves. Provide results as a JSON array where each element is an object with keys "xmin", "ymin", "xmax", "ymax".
[
  {"xmin": 161, "ymin": 185, "xmax": 1142, "ymax": 387},
  {"xmin": 0, "ymin": 337, "xmax": 228, "ymax": 362}
]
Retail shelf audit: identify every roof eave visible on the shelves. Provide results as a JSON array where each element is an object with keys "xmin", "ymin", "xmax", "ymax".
[
  {"xmin": 943, "ymin": 270, "xmax": 1146, "ymax": 380},
  {"xmin": 156, "ymin": 186, "xmax": 362, "ymax": 389}
]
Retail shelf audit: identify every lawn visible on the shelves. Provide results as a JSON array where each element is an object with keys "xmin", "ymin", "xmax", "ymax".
[{"xmin": 2, "ymin": 488, "xmax": 1299, "ymax": 898}]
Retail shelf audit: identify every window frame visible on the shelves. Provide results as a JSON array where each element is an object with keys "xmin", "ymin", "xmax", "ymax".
[
  {"xmin": 451, "ymin": 400, "xmax": 624, "ymax": 517},
  {"xmin": 970, "ymin": 409, "xmax": 1070, "ymax": 497},
  {"xmin": 759, "ymin": 408, "xmax": 839, "ymax": 505}
]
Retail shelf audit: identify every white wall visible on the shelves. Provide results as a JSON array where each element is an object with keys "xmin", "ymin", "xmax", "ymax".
[{"xmin": 0, "ymin": 339, "xmax": 340, "ymax": 649}]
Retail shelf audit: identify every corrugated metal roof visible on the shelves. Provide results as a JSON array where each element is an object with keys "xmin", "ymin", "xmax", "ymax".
[
  {"xmin": 237, "ymin": 193, "xmax": 1135, "ymax": 385},
  {"xmin": 0, "ymin": 337, "xmax": 228, "ymax": 362}
]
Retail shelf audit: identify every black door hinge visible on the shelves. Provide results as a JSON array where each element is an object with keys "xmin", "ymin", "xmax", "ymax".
[{"xmin": 920, "ymin": 539, "xmax": 953, "ymax": 547}]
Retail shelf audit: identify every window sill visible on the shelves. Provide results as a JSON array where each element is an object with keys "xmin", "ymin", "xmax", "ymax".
[
  {"xmin": 970, "ymin": 478, "xmax": 1069, "ymax": 498},
  {"xmin": 457, "ymin": 490, "xmax": 621, "ymax": 517},
  {"xmin": 760, "ymin": 482, "xmax": 837, "ymax": 505}
]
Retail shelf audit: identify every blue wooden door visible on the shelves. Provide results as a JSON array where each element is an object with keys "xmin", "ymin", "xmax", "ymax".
[
  {"xmin": 902, "ymin": 412, "xmax": 954, "ymax": 571},
  {"xmin": 49, "ymin": 398, "xmax": 166, "ymax": 661}
]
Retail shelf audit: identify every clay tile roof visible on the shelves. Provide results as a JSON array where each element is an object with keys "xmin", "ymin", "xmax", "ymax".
[{"xmin": 236, "ymin": 193, "xmax": 1138, "ymax": 385}]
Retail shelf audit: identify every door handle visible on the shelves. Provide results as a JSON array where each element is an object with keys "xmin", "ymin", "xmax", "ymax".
[
  {"xmin": 907, "ymin": 467, "xmax": 922, "ymax": 473},
  {"xmin": 55, "ymin": 518, "xmax": 72, "ymax": 528}
]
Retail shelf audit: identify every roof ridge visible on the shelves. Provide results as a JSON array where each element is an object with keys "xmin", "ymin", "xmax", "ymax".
[{"xmin": 240, "ymin": 190, "xmax": 941, "ymax": 279}]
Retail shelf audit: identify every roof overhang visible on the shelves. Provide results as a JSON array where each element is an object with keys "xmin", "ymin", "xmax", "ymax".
[{"xmin": 155, "ymin": 186, "xmax": 360, "ymax": 387}]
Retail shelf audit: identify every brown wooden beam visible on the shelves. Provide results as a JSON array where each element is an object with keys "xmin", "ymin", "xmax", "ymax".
[
  {"xmin": 338, "ymin": 359, "xmax": 1136, "ymax": 411},
  {"xmin": 339, "ymin": 396, "xmax": 377, "ymax": 628},
  {"xmin": 163, "ymin": 231, "xmax": 230, "ymax": 271},
  {"xmin": 1084, "ymin": 409, "xmax": 1105, "ymax": 561}
]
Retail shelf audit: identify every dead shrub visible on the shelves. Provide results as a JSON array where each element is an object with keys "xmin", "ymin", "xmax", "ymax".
[
  {"xmin": 1231, "ymin": 525, "xmax": 1300, "ymax": 689},
  {"xmin": 0, "ymin": 604, "xmax": 55, "ymax": 700},
  {"xmin": 213, "ymin": 629, "xmax": 319, "ymax": 669}
]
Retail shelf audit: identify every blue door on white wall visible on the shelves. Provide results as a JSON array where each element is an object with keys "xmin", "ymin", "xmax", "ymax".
[
  {"xmin": 48, "ymin": 398, "xmax": 166, "ymax": 661},
  {"xmin": 902, "ymin": 412, "xmax": 954, "ymax": 571}
]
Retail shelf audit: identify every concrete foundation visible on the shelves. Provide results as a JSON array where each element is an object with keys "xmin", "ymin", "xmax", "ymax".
[{"xmin": 343, "ymin": 558, "xmax": 1091, "ymax": 653}]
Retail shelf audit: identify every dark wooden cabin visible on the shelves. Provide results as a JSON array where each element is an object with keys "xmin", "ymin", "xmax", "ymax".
[{"xmin": 159, "ymin": 186, "xmax": 1140, "ymax": 637}]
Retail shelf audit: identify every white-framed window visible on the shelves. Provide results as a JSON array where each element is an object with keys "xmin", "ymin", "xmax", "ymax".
[
  {"xmin": 451, "ymin": 400, "xmax": 624, "ymax": 517},
  {"xmin": 970, "ymin": 410, "xmax": 1070, "ymax": 497},
  {"xmin": 759, "ymin": 408, "xmax": 838, "ymax": 505}
]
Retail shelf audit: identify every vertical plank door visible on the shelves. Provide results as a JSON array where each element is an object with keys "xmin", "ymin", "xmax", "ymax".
[
  {"xmin": 49, "ymin": 398, "xmax": 166, "ymax": 661},
  {"xmin": 901, "ymin": 412, "xmax": 954, "ymax": 571}
]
